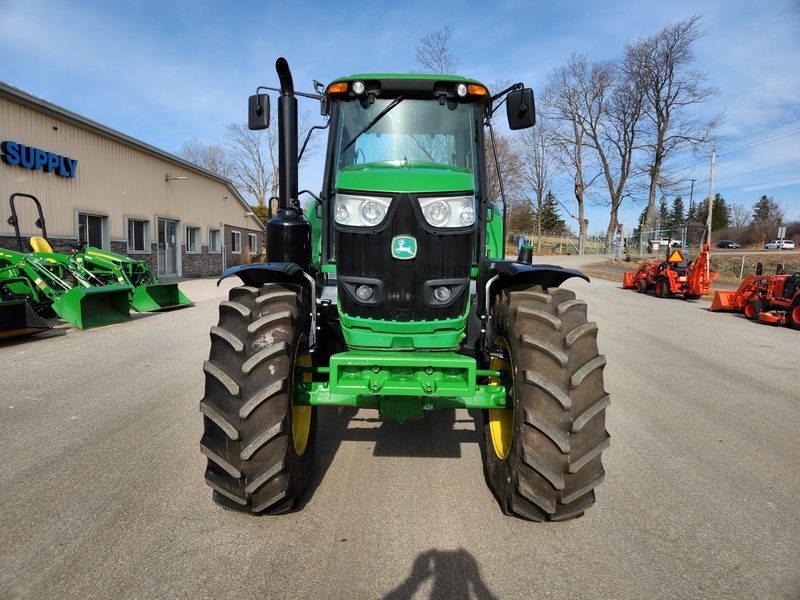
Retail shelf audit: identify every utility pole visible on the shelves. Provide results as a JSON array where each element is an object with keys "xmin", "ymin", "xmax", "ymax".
[
  {"xmin": 705, "ymin": 149, "xmax": 715, "ymax": 245},
  {"xmin": 689, "ymin": 179, "xmax": 696, "ymax": 219}
]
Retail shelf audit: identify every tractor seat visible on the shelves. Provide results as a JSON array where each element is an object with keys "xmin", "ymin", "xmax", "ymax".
[
  {"xmin": 782, "ymin": 273, "xmax": 800, "ymax": 299},
  {"xmin": 30, "ymin": 236, "xmax": 54, "ymax": 253}
]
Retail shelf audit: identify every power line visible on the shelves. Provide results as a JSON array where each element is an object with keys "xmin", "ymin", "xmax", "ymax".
[
  {"xmin": 720, "ymin": 127, "xmax": 800, "ymax": 156},
  {"xmin": 724, "ymin": 117, "xmax": 800, "ymax": 143}
]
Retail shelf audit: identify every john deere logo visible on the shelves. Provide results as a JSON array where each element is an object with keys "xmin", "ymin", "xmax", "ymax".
[{"xmin": 391, "ymin": 235, "xmax": 417, "ymax": 260}]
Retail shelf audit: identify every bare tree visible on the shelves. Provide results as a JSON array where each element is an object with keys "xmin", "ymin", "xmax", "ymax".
[
  {"xmin": 519, "ymin": 115, "xmax": 558, "ymax": 249},
  {"xmin": 542, "ymin": 60, "xmax": 605, "ymax": 240},
  {"xmin": 177, "ymin": 137, "xmax": 233, "ymax": 177},
  {"xmin": 415, "ymin": 26, "xmax": 460, "ymax": 74},
  {"xmin": 623, "ymin": 15, "xmax": 721, "ymax": 234},
  {"xmin": 485, "ymin": 130, "xmax": 525, "ymax": 207},
  {"xmin": 224, "ymin": 123, "xmax": 273, "ymax": 209},
  {"xmin": 595, "ymin": 65, "xmax": 645, "ymax": 241},
  {"xmin": 224, "ymin": 112, "xmax": 320, "ymax": 214},
  {"xmin": 729, "ymin": 203, "xmax": 750, "ymax": 229}
]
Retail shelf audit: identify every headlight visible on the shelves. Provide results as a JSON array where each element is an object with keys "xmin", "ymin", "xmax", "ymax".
[
  {"xmin": 417, "ymin": 195, "xmax": 476, "ymax": 228},
  {"xmin": 334, "ymin": 194, "xmax": 391, "ymax": 227}
]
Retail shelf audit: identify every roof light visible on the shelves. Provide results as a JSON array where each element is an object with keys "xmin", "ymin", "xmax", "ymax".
[
  {"xmin": 352, "ymin": 80, "xmax": 366, "ymax": 95},
  {"xmin": 456, "ymin": 83, "xmax": 468, "ymax": 98}
]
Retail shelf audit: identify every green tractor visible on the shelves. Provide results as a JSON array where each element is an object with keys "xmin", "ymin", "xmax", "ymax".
[
  {"xmin": 200, "ymin": 58, "xmax": 610, "ymax": 521},
  {"xmin": 74, "ymin": 247, "xmax": 192, "ymax": 313},
  {"xmin": 6, "ymin": 193, "xmax": 191, "ymax": 315},
  {"xmin": 0, "ymin": 246, "xmax": 131, "ymax": 330}
]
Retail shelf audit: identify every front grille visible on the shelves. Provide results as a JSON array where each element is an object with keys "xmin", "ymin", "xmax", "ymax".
[{"xmin": 335, "ymin": 194, "xmax": 473, "ymax": 321}]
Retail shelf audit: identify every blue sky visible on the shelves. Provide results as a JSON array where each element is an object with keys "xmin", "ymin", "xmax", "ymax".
[{"xmin": 2, "ymin": 0, "xmax": 799, "ymax": 235}]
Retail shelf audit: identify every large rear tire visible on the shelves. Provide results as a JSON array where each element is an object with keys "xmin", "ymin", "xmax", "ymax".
[
  {"xmin": 484, "ymin": 286, "xmax": 610, "ymax": 521},
  {"xmin": 200, "ymin": 283, "xmax": 316, "ymax": 514},
  {"xmin": 787, "ymin": 299, "xmax": 800, "ymax": 330}
]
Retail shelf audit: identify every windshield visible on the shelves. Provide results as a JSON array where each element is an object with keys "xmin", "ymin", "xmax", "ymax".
[{"xmin": 332, "ymin": 97, "xmax": 480, "ymax": 175}]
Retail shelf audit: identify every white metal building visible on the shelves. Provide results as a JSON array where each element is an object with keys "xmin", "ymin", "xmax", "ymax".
[{"xmin": 0, "ymin": 81, "xmax": 265, "ymax": 278}]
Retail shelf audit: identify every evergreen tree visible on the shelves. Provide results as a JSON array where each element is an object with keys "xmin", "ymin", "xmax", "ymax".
[
  {"xmin": 657, "ymin": 196, "xmax": 669, "ymax": 231},
  {"xmin": 687, "ymin": 199, "xmax": 698, "ymax": 223},
  {"xmin": 711, "ymin": 193, "xmax": 730, "ymax": 230},
  {"xmin": 668, "ymin": 196, "xmax": 686, "ymax": 229},
  {"xmin": 752, "ymin": 194, "xmax": 784, "ymax": 225},
  {"xmin": 538, "ymin": 190, "xmax": 563, "ymax": 231},
  {"xmin": 637, "ymin": 206, "xmax": 648, "ymax": 232}
]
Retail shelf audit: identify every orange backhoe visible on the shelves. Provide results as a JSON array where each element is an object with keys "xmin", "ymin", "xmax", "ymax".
[
  {"xmin": 710, "ymin": 264, "xmax": 800, "ymax": 329},
  {"xmin": 623, "ymin": 242, "xmax": 718, "ymax": 300}
]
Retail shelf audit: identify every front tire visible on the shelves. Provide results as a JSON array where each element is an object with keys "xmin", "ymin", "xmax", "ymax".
[
  {"xmin": 200, "ymin": 283, "xmax": 316, "ymax": 514},
  {"xmin": 656, "ymin": 278, "xmax": 671, "ymax": 298},
  {"xmin": 484, "ymin": 286, "xmax": 610, "ymax": 521},
  {"xmin": 744, "ymin": 299, "xmax": 762, "ymax": 320}
]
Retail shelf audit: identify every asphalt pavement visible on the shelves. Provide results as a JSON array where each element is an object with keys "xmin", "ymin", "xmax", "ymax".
[{"xmin": 1, "ymin": 262, "xmax": 798, "ymax": 599}]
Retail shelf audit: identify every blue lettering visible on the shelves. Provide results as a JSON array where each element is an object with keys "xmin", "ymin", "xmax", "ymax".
[
  {"xmin": 20, "ymin": 145, "xmax": 35, "ymax": 168},
  {"xmin": 34, "ymin": 148, "xmax": 48, "ymax": 170},
  {"xmin": 0, "ymin": 140, "xmax": 20, "ymax": 166},
  {"xmin": 1, "ymin": 140, "xmax": 78, "ymax": 178},
  {"xmin": 47, "ymin": 153, "xmax": 60, "ymax": 173},
  {"xmin": 60, "ymin": 157, "xmax": 78, "ymax": 178}
]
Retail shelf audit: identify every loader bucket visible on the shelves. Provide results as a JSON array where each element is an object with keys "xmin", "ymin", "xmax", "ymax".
[
  {"xmin": 130, "ymin": 283, "xmax": 192, "ymax": 312},
  {"xmin": 51, "ymin": 285, "xmax": 132, "ymax": 329},
  {"xmin": 710, "ymin": 290, "xmax": 737, "ymax": 312},
  {"xmin": 0, "ymin": 299, "xmax": 52, "ymax": 338},
  {"xmin": 622, "ymin": 272, "xmax": 637, "ymax": 289}
]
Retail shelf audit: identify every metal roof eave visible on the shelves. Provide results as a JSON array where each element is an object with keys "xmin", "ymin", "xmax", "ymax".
[{"xmin": 0, "ymin": 80, "xmax": 265, "ymax": 232}]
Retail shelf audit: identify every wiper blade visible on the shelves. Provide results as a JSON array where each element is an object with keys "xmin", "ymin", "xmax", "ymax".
[{"xmin": 341, "ymin": 96, "xmax": 404, "ymax": 154}]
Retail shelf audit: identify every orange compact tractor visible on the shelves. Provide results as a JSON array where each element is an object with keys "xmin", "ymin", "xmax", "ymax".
[
  {"xmin": 710, "ymin": 265, "xmax": 800, "ymax": 329},
  {"xmin": 623, "ymin": 242, "xmax": 718, "ymax": 300}
]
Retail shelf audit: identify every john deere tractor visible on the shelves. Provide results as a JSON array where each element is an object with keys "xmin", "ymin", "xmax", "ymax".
[{"xmin": 200, "ymin": 58, "xmax": 610, "ymax": 521}]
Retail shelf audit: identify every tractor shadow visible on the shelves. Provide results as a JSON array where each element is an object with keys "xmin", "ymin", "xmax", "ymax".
[{"xmin": 302, "ymin": 407, "xmax": 484, "ymax": 505}]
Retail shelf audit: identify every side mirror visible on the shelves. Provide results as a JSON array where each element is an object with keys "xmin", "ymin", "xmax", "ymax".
[
  {"xmin": 248, "ymin": 94, "xmax": 270, "ymax": 130},
  {"xmin": 506, "ymin": 88, "xmax": 535, "ymax": 130}
]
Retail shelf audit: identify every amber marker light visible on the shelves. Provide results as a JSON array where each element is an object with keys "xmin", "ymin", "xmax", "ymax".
[
  {"xmin": 327, "ymin": 82, "xmax": 349, "ymax": 94},
  {"xmin": 468, "ymin": 84, "xmax": 488, "ymax": 97}
]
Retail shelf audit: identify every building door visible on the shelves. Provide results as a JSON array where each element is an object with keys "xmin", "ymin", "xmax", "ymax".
[
  {"xmin": 157, "ymin": 219, "xmax": 178, "ymax": 276},
  {"xmin": 78, "ymin": 213, "xmax": 104, "ymax": 248}
]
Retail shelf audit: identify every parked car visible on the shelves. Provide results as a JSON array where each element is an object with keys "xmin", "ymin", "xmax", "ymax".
[
  {"xmin": 764, "ymin": 239, "xmax": 795, "ymax": 250},
  {"xmin": 716, "ymin": 240, "xmax": 740, "ymax": 249},
  {"xmin": 658, "ymin": 238, "xmax": 684, "ymax": 248}
]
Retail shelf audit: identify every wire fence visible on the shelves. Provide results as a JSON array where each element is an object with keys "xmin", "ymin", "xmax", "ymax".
[{"xmin": 512, "ymin": 228, "xmax": 699, "ymax": 258}]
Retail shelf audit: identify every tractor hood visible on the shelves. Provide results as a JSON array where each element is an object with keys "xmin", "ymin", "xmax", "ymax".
[{"xmin": 336, "ymin": 161, "xmax": 474, "ymax": 195}]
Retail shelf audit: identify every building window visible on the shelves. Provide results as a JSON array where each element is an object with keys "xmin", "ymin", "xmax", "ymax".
[
  {"xmin": 127, "ymin": 218, "xmax": 149, "ymax": 252},
  {"xmin": 248, "ymin": 233, "xmax": 258, "ymax": 255},
  {"xmin": 78, "ymin": 213, "xmax": 104, "ymax": 248},
  {"xmin": 231, "ymin": 230, "xmax": 241, "ymax": 254},
  {"xmin": 186, "ymin": 227, "xmax": 201, "ymax": 253},
  {"xmin": 208, "ymin": 228, "xmax": 221, "ymax": 253}
]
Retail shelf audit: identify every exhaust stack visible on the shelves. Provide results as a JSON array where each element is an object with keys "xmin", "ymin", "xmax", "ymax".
[{"xmin": 267, "ymin": 57, "xmax": 309, "ymax": 267}]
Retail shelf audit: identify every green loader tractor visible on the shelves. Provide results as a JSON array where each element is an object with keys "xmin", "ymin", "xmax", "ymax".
[
  {"xmin": 200, "ymin": 58, "xmax": 610, "ymax": 521},
  {"xmin": 0, "ymin": 246, "xmax": 131, "ymax": 329},
  {"xmin": 7, "ymin": 193, "xmax": 191, "ymax": 315},
  {"xmin": 0, "ymin": 295, "xmax": 51, "ymax": 339},
  {"xmin": 75, "ymin": 247, "xmax": 192, "ymax": 312}
]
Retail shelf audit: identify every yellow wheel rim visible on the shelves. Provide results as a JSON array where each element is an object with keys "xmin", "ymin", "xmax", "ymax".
[
  {"xmin": 488, "ymin": 349, "xmax": 513, "ymax": 460},
  {"xmin": 292, "ymin": 349, "xmax": 312, "ymax": 456}
]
